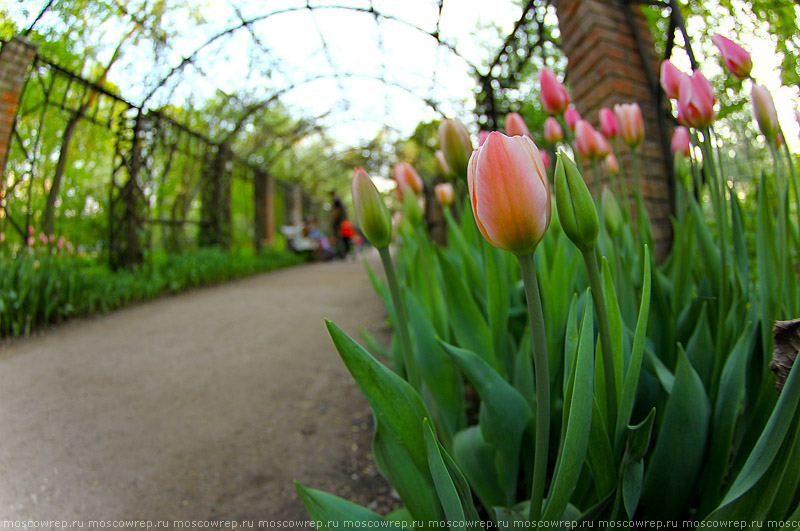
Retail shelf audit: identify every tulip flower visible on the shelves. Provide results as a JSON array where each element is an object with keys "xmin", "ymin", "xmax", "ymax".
[
  {"xmin": 752, "ymin": 84, "xmax": 779, "ymax": 142},
  {"xmin": 614, "ymin": 103, "xmax": 645, "ymax": 148},
  {"xmin": 677, "ymin": 71, "xmax": 716, "ymax": 130},
  {"xmin": 599, "ymin": 108, "xmax": 619, "ymax": 139},
  {"xmin": 434, "ymin": 182, "xmax": 455, "ymax": 207},
  {"xmin": 711, "ymin": 34, "xmax": 752, "ymax": 80},
  {"xmin": 555, "ymin": 151, "xmax": 599, "ymax": 250},
  {"xmin": 467, "ymin": 132, "xmax": 550, "ymax": 255},
  {"xmin": 575, "ymin": 120, "xmax": 600, "ymax": 159},
  {"xmin": 595, "ymin": 132, "xmax": 612, "ymax": 158},
  {"xmin": 38, "ymin": 232, "xmax": 47, "ymax": 245},
  {"xmin": 27, "ymin": 225, "xmax": 34, "ymax": 236},
  {"xmin": 394, "ymin": 162, "xmax": 423, "ymax": 199},
  {"xmin": 565, "ymin": 106, "xmax": 581, "ymax": 131},
  {"xmin": 505, "ymin": 112, "xmax": 532, "ymax": 139},
  {"xmin": 604, "ymin": 153, "xmax": 619, "ymax": 175},
  {"xmin": 660, "ymin": 60, "xmax": 686, "ymax": 100},
  {"xmin": 438, "ymin": 118, "xmax": 473, "ymax": 177},
  {"xmin": 27, "ymin": 236, "xmax": 34, "ymax": 247},
  {"xmin": 0, "ymin": 232, "xmax": 5, "ymax": 243},
  {"xmin": 434, "ymin": 150, "xmax": 452, "ymax": 178},
  {"xmin": 544, "ymin": 117, "xmax": 563, "ymax": 143},
  {"xmin": 478, "ymin": 130, "xmax": 490, "ymax": 147},
  {"xmin": 352, "ymin": 168, "xmax": 392, "ymax": 248},
  {"xmin": 540, "ymin": 151, "xmax": 551, "ymax": 169},
  {"xmin": 602, "ymin": 186, "xmax": 623, "ymax": 237},
  {"xmin": 671, "ymin": 126, "xmax": 691, "ymax": 157},
  {"xmin": 540, "ymin": 68, "xmax": 570, "ymax": 115},
  {"xmin": 57, "ymin": 236, "xmax": 65, "ymax": 250}
]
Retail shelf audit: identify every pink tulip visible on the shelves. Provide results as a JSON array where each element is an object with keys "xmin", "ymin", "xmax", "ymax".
[
  {"xmin": 677, "ymin": 71, "xmax": 716, "ymax": 130},
  {"xmin": 595, "ymin": 132, "xmax": 612, "ymax": 158},
  {"xmin": 38, "ymin": 232, "xmax": 47, "ymax": 245},
  {"xmin": 711, "ymin": 34, "xmax": 752, "ymax": 80},
  {"xmin": 27, "ymin": 236, "xmax": 34, "ymax": 247},
  {"xmin": 48, "ymin": 233, "xmax": 55, "ymax": 243},
  {"xmin": 435, "ymin": 150, "xmax": 452, "ymax": 177},
  {"xmin": 614, "ymin": 103, "xmax": 645, "ymax": 148},
  {"xmin": 565, "ymin": 107, "xmax": 582, "ymax": 131},
  {"xmin": 394, "ymin": 162, "xmax": 424, "ymax": 199},
  {"xmin": 540, "ymin": 68, "xmax": 570, "ymax": 115},
  {"xmin": 599, "ymin": 108, "xmax": 619, "ymax": 139},
  {"xmin": 541, "ymin": 151, "xmax": 551, "ymax": 169},
  {"xmin": 478, "ymin": 130, "xmax": 490, "ymax": 147},
  {"xmin": 671, "ymin": 126, "xmax": 691, "ymax": 157},
  {"xmin": 27, "ymin": 225, "xmax": 34, "ymax": 236},
  {"xmin": 660, "ymin": 60, "xmax": 686, "ymax": 100},
  {"xmin": 505, "ymin": 112, "xmax": 532, "ymax": 139},
  {"xmin": 467, "ymin": 132, "xmax": 550, "ymax": 255},
  {"xmin": 544, "ymin": 117, "xmax": 563, "ymax": 143},
  {"xmin": 575, "ymin": 120, "xmax": 601, "ymax": 159},
  {"xmin": 439, "ymin": 118, "xmax": 474, "ymax": 176},
  {"xmin": 604, "ymin": 154, "xmax": 619, "ymax": 175},
  {"xmin": 752, "ymin": 84, "xmax": 779, "ymax": 142},
  {"xmin": 57, "ymin": 236, "xmax": 65, "ymax": 250},
  {"xmin": 435, "ymin": 183, "xmax": 455, "ymax": 206},
  {"xmin": 0, "ymin": 232, "xmax": 5, "ymax": 243}
]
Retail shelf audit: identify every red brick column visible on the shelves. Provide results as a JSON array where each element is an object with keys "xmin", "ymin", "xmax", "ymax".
[
  {"xmin": 553, "ymin": 0, "xmax": 673, "ymax": 259},
  {"xmin": 0, "ymin": 36, "xmax": 37, "ymax": 194}
]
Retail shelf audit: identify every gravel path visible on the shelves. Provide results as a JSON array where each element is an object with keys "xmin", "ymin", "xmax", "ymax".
[{"xmin": 0, "ymin": 251, "xmax": 393, "ymax": 524}]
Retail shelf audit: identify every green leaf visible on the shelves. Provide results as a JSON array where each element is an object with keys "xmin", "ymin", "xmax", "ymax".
[
  {"xmin": 621, "ymin": 460, "xmax": 644, "ymax": 520},
  {"xmin": 543, "ymin": 294, "xmax": 595, "ymax": 521},
  {"xmin": 688, "ymin": 194, "xmax": 721, "ymax": 283},
  {"xmin": 423, "ymin": 418, "xmax": 481, "ymax": 523},
  {"xmin": 684, "ymin": 303, "xmax": 714, "ymax": 389},
  {"xmin": 709, "ymin": 354, "xmax": 800, "ymax": 516},
  {"xmin": 601, "ymin": 257, "xmax": 623, "ymax": 402},
  {"xmin": 453, "ymin": 426, "xmax": 507, "ymax": 510},
  {"xmin": 641, "ymin": 347, "xmax": 711, "ymax": 520},
  {"xmin": 486, "ymin": 244, "xmax": 511, "ymax": 377},
  {"xmin": 624, "ymin": 407, "xmax": 657, "ymax": 464},
  {"xmin": 756, "ymin": 173, "xmax": 778, "ymax": 357},
  {"xmin": 586, "ymin": 398, "xmax": 616, "ymax": 499},
  {"xmin": 295, "ymin": 483, "xmax": 394, "ymax": 527},
  {"xmin": 437, "ymin": 250, "xmax": 498, "ymax": 372},
  {"xmin": 615, "ymin": 249, "xmax": 651, "ymax": 451},
  {"xmin": 728, "ymin": 188, "xmax": 749, "ymax": 298}
]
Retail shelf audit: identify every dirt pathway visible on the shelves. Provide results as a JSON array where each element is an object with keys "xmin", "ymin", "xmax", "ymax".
[{"xmin": 0, "ymin": 251, "xmax": 393, "ymax": 524}]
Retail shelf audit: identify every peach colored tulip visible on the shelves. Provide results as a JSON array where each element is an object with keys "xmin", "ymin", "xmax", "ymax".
[
  {"xmin": 439, "ymin": 118, "xmax": 473, "ymax": 176},
  {"xmin": 671, "ymin": 126, "xmax": 691, "ymax": 157},
  {"xmin": 575, "ymin": 120, "xmax": 600, "ymax": 159},
  {"xmin": 505, "ymin": 112, "xmax": 532, "ymax": 138},
  {"xmin": 599, "ymin": 107, "xmax": 618, "ymax": 139},
  {"xmin": 544, "ymin": 117, "xmax": 563, "ymax": 143},
  {"xmin": 352, "ymin": 168, "xmax": 392, "ymax": 248},
  {"xmin": 57, "ymin": 236, "xmax": 65, "ymax": 250},
  {"xmin": 435, "ymin": 183, "xmax": 455, "ymax": 206},
  {"xmin": 614, "ymin": 103, "xmax": 645, "ymax": 148},
  {"xmin": 435, "ymin": 150, "xmax": 452, "ymax": 177},
  {"xmin": 711, "ymin": 34, "xmax": 752, "ymax": 80},
  {"xmin": 38, "ymin": 232, "xmax": 47, "ymax": 245},
  {"xmin": 467, "ymin": 132, "xmax": 550, "ymax": 255},
  {"xmin": 565, "ymin": 106, "xmax": 581, "ymax": 131},
  {"xmin": 604, "ymin": 153, "xmax": 619, "ymax": 175},
  {"xmin": 660, "ymin": 60, "xmax": 686, "ymax": 100},
  {"xmin": 27, "ymin": 236, "xmax": 34, "ymax": 247},
  {"xmin": 478, "ymin": 130, "xmax": 490, "ymax": 147},
  {"xmin": 677, "ymin": 71, "xmax": 716, "ymax": 130},
  {"xmin": 394, "ymin": 162, "xmax": 423, "ymax": 199},
  {"xmin": 541, "ymin": 150, "xmax": 551, "ymax": 169},
  {"xmin": 540, "ymin": 68, "xmax": 570, "ymax": 115},
  {"xmin": 595, "ymin": 132, "xmax": 612, "ymax": 158},
  {"xmin": 752, "ymin": 84, "xmax": 779, "ymax": 142}
]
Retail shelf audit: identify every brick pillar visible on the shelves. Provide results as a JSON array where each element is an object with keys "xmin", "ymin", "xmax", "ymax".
[
  {"xmin": 553, "ymin": 0, "xmax": 673, "ymax": 259},
  {"xmin": 0, "ymin": 36, "xmax": 37, "ymax": 192}
]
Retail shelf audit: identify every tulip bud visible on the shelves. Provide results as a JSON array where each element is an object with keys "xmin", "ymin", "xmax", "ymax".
[
  {"xmin": 544, "ymin": 117, "xmax": 564, "ymax": 143},
  {"xmin": 565, "ymin": 107, "xmax": 581, "ymax": 131},
  {"xmin": 752, "ymin": 84, "xmax": 779, "ymax": 142},
  {"xmin": 352, "ymin": 168, "xmax": 392, "ymax": 248},
  {"xmin": 575, "ymin": 120, "xmax": 599, "ymax": 159},
  {"xmin": 677, "ymin": 71, "xmax": 716, "ymax": 130},
  {"xmin": 711, "ymin": 34, "xmax": 752, "ymax": 80},
  {"xmin": 614, "ymin": 103, "xmax": 645, "ymax": 148},
  {"xmin": 671, "ymin": 126, "xmax": 691, "ymax": 158},
  {"xmin": 660, "ymin": 60, "xmax": 686, "ymax": 100},
  {"xmin": 541, "ymin": 151, "xmax": 551, "ymax": 169},
  {"xmin": 394, "ymin": 162, "xmax": 423, "ymax": 200},
  {"xmin": 595, "ymin": 132, "xmax": 612, "ymax": 158},
  {"xmin": 505, "ymin": 112, "xmax": 532, "ymax": 138},
  {"xmin": 555, "ymin": 151, "xmax": 599, "ymax": 250},
  {"xmin": 601, "ymin": 186, "xmax": 622, "ymax": 237},
  {"xmin": 604, "ymin": 153, "xmax": 619, "ymax": 175},
  {"xmin": 599, "ymin": 108, "xmax": 619, "ymax": 139},
  {"xmin": 434, "ymin": 182, "xmax": 455, "ymax": 207},
  {"xmin": 540, "ymin": 68, "xmax": 570, "ymax": 115},
  {"xmin": 39, "ymin": 232, "xmax": 47, "ymax": 245},
  {"xmin": 468, "ymin": 132, "xmax": 550, "ymax": 255},
  {"xmin": 439, "ymin": 118, "xmax": 473, "ymax": 177},
  {"xmin": 57, "ymin": 236, "xmax": 65, "ymax": 250},
  {"xmin": 27, "ymin": 236, "xmax": 34, "ymax": 247},
  {"xmin": 435, "ymin": 150, "xmax": 452, "ymax": 178},
  {"xmin": 28, "ymin": 226, "xmax": 34, "ymax": 236}
]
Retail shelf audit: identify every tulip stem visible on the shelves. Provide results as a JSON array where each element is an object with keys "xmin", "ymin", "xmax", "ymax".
[
  {"xmin": 378, "ymin": 245, "xmax": 417, "ymax": 387},
  {"xmin": 582, "ymin": 247, "xmax": 618, "ymax": 433},
  {"xmin": 519, "ymin": 252, "xmax": 550, "ymax": 523},
  {"xmin": 630, "ymin": 150, "xmax": 654, "ymax": 249}
]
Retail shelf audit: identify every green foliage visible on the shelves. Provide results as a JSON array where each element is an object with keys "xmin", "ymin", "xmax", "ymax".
[{"xmin": 0, "ymin": 247, "xmax": 301, "ymax": 338}]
